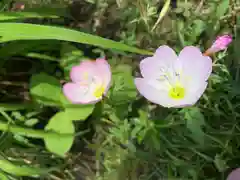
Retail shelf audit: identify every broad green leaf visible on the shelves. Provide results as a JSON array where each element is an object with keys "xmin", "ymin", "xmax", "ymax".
[
  {"xmin": 0, "ymin": 158, "xmax": 49, "ymax": 177},
  {"xmin": 183, "ymin": 107, "xmax": 205, "ymax": 145},
  {"xmin": 0, "ymin": 23, "xmax": 153, "ymax": 55},
  {"xmin": 30, "ymin": 73, "xmax": 62, "ymax": 106},
  {"xmin": 64, "ymin": 105, "xmax": 94, "ymax": 121},
  {"xmin": 109, "ymin": 64, "xmax": 137, "ymax": 105},
  {"xmin": 44, "ymin": 112, "xmax": 74, "ymax": 156},
  {"xmin": 60, "ymin": 95, "xmax": 95, "ymax": 121}
]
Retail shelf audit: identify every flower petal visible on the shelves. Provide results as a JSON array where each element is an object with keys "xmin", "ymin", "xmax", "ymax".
[
  {"xmin": 70, "ymin": 60, "xmax": 97, "ymax": 83},
  {"xmin": 178, "ymin": 46, "xmax": 212, "ymax": 81},
  {"xmin": 95, "ymin": 58, "xmax": 111, "ymax": 93},
  {"xmin": 177, "ymin": 82, "xmax": 207, "ymax": 107},
  {"xmin": 139, "ymin": 57, "xmax": 160, "ymax": 79},
  {"xmin": 135, "ymin": 78, "xmax": 177, "ymax": 107},
  {"xmin": 227, "ymin": 168, "xmax": 240, "ymax": 180},
  {"xmin": 154, "ymin": 45, "xmax": 178, "ymax": 61},
  {"xmin": 212, "ymin": 34, "xmax": 232, "ymax": 50},
  {"xmin": 140, "ymin": 46, "xmax": 178, "ymax": 79},
  {"xmin": 135, "ymin": 77, "xmax": 207, "ymax": 108},
  {"xmin": 204, "ymin": 35, "xmax": 232, "ymax": 56},
  {"xmin": 63, "ymin": 82, "xmax": 100, "ymax": 104}
]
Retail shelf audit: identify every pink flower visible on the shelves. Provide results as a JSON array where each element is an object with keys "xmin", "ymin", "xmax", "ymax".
[
  {"xmin": 63, "ymin": 58, "xmax": 111, "ymax": 104},
  {"xmin": 134, "ymin": 46, "xmax": 212, "ymax": 108},
  {"xmin": 227, "ymin": 168, "xmax": 240, "ymax": 180},
  {"xmin": 204, "ymin": 34, "xmax": 232, "ymax": 56}
]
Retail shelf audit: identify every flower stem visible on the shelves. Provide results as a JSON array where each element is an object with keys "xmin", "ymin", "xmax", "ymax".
[{"xmin": 0, "ymin": 121, "xmax": 73, "ymax": 139}]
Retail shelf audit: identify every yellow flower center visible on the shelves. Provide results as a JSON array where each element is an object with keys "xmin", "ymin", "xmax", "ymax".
[
  {"xmin": 93, "ymin": 85, "xmax": 105, "ymax": 98},
  {"xmin": 169, "ymin": 85, "xmax": 185, "ymax": 99}
]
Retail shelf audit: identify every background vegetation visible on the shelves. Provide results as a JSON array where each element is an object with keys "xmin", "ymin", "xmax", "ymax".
[{"xmin": 0, "ymin": 0, "xmax": 238, "ymax": 179}]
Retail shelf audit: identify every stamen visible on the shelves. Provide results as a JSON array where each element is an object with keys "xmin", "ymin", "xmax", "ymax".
[
  {"xmin": 158, "ymin": 66, "xmax": 178, "ymax": 88},
  {"xmin": 169, "ymin": 85, "xmax": 185, "ymax": 99},
  {"xmin": 93, "ymin": 85, "xmax": 105, "ymax": 98}
]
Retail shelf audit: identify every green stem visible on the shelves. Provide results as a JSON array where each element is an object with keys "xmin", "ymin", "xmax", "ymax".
[
  {"xmin": 0, "ymin": 103, "xmax": 36, "ymax": 111},
  {"xmin": 0, "ymin": 121, "xmax": 73, "ymax": 139}
]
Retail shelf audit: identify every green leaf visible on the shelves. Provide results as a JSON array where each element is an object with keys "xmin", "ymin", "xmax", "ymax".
[
  {"xmin": 215, "ymin": 0, "xmax": 229, "ymax": 19},
  {"xmin": 0, "ymin": 11, "xmax": 59, "ymax": 21},
  {"xmin": 214, "ymin": 154, "xmax": 229, "ymax": 172},
  {"xmin": 0, "ymin": 40, "xmax": 60, "ymax": 61},
  {"xmin": 0, "ymin": 103, "xmax": 35, "ymax": 111},
  {"xmin": 0, "ymin": 158, "xmax": 49, "ymax": 177},
  {"xmin": 107, "ymin": 64, "xmax": 137, "ymax": 118},
  {"xmin": 0, "ymin": 171, "xmax": 8, "ymax": 180},
  {"xmin": 61, "ymin": 43, "xmax": 84, "ymax": 64},
  {"xmin": 63, "ymin": 104, "xmax": 94, "ymax": 121},
  {"xmin": 0, "ymin": 5, "xmax": 67, "ymax": 21},
  {"xmin": 183, "ymin": 107, "xmax": 205, "ymax": 145},
  {"xmin": 192, "ymin": 20, "xmax": 206, "ymax": 37},
  {"xmin": 24, "ymin": 118, "xmax": 39, "ymax": 127},
  {"xmin": 13, "ymin": 134, "xmax": 34, "ymax": 147},
  {"xmin": 109, "ymin": 64, "xmax": 137, "ymax": 105},
  {"xmin": 0, "ymin": 23, "xmax": 153, "ymax": 55},
  {"xmin": 60, "ymin": 43, "xmax": 85, "ymax": 74},
  {"xmin": 44, "ymin": 112, "xmax": 75, "ymax": 156},
  {"xmin": 11, "ymin": 111, "xmax": 24, "ymax": 121},
  {"xmin": 26, "ymin": 52, "xmax": 58, "ymax": 62},
  {"xmin": 30, "ymin": 73, "xmax": 62, "ymax": 106},
  {"xmin": 152, "ymin": 0, "xmax": 171, "ymax": 31},
  {"xmin": 60, "ymin": 93, "xmax": 95, "ymax": 121}
]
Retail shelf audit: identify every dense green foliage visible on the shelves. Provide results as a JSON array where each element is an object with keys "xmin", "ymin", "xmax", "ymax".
[{"xmin": 0, "ymin": 0, "xmax": 238, "ymax": 179}]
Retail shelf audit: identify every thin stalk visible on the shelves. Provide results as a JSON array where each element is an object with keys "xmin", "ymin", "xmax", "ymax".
[{"xmin": 0, "ymin": 121, "xmax": 73, "ymax": 139}]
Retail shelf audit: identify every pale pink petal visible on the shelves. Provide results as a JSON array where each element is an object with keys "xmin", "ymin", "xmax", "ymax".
[
  {"xmin": 135, "ymin": 78, "xmax": 177, "ymax": 107},
  {"xmin": 95, "ymin": 58, "xmax": 111, "ymax": 94},
  {"xmin": 140, "ymin": 46, "xmax": 178, "ymax": 79},
  {"xmin": 63, "ymin": 83, "xmax": 100, "ymax": 104},
  {"xmin": 139, "ymin": 57, "xmax": 161, "ymax": 79},
  {"xmin": 227, "ymin": 168, "xmax": 240, "ymax": 180},
  {"xmin": 154, "ymin": 45, "xmax": 178, "ymax": 61},
  {"xmin": 178, "ymin": 46, "xmax": 212, "ymax": 81},
  {"xmin": 70, "ymin": 60, "xmax": 97, "ymax": 83},
  {"xmin": 178, "ymin": 82, "xmax": 207, "ymax": 107}
]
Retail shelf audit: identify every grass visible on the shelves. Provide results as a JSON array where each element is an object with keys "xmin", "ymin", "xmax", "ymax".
[{"xmin": 0, "ymin": 0, "xmax": 239, "ymax": 179}]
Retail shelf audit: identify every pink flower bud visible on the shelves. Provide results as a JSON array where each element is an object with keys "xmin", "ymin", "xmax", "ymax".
[{"xmin": 204, "ymin": 35, "xmax": 232, "ymax": 56}]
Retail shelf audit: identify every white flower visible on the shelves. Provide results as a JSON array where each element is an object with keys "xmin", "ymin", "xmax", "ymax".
[{"xmin": 134, "ymin": 45, "xmax": 212, "ymax": 108}]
